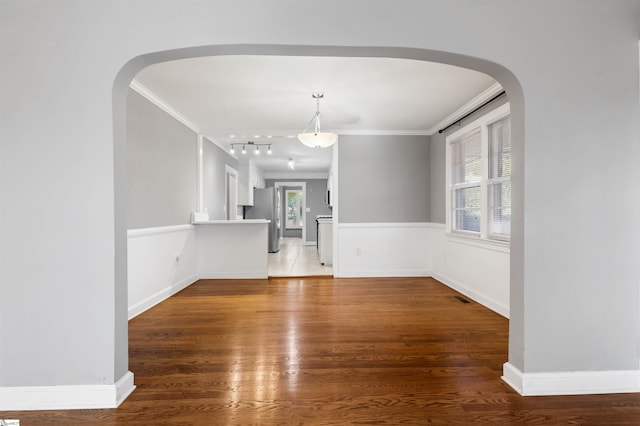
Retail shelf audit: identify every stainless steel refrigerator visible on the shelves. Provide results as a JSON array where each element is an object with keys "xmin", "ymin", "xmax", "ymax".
[{"xmin": 245, "ymin": 187, "xmax": 280, "ymax": 253}]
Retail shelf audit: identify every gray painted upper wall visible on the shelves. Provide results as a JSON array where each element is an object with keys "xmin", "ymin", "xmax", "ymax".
[
  {"xmin": 203, "ymin": 138, "xmax": 238, "ymax": 220},
  {"xmin": 430, "ymin": 95, "xmax": 509, "ymax": 223},
  {"xmin": 266, "ymin": 178, "xmax": 332, "ymax": 241},
  {"xmin": 126, "ymin": 90, "xmax": 197, "ymax": 229},
  {"xmin": 3, "ymin": 0, "xmax": 640, "ymax": 392},
  {"xmin": 339, "ymin": 135, "xmax": 430, "ymax": 223}
]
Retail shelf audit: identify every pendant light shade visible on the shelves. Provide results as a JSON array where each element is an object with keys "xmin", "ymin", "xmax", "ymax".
[
  {"xmin": 297, "ymin": 131, "xmax": 338, "ymax": 148},
  {"xmin": 298, "ymin": 93, "xmax": 338, "ymax": 148}
]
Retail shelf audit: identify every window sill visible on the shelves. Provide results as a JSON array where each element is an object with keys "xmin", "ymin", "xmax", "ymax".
[{"xmin": 446, "ymin": 232, "xmax": 510, "ymax": 253}]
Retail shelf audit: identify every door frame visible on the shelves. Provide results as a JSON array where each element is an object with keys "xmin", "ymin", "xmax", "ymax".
[
  {"xmin": 225, "ymin": 164, "xmax": 239, "ymax": 220},
  {"xmin": 274, "ymin": 181, "xmax": 307, "ymax": 245}
]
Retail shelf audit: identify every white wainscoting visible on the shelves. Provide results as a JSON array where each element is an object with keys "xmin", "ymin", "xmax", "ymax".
[
  {"xmin": 128, "ymin": 222, "xmax": 508, "ymax": 320},
  {"xmin": 127, "ymin": 223, "xmax": 269, "ymax": 319},
  {"xmin": 335, "ymin": 222, "xmax": 509, "ymax": 318},
  {"xmin": 127, "ymin": 225, "xmax": 198, "ymax": 319},
  {"xmin": 336, "ymin": 223, "xmax": 434, "ymax": 277},
  {"xmin": 429, "ymin": 223, "xmax": 510, "ymax": 318}
]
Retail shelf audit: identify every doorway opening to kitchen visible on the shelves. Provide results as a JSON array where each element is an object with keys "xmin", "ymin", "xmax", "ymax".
[{"xmin": 269, "ymin": 181, "xmax": 332, "ymax": 276}]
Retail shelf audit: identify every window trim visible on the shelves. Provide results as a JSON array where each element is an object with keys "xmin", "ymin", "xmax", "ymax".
[{"xmin": 445, "ymin": 102, "xmax": 511, "ymax": 243}]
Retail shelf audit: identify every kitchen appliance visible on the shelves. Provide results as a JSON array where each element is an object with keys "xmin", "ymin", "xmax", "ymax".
[
  {"xmin": 315, "ymin": 215, "xmax": 333, "ymax": 249},
  {"xmin": 316, "ymin": 215, "xmax": 333, "ymax": 266},
  {"xmin": 245, "ymin": 187, "xmax": 280, "ymax": 253}
]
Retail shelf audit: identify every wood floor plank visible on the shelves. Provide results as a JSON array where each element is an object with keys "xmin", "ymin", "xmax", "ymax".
[{"xmin": 2, "ymin": 277, "xmax": 640, "ymax": 424}]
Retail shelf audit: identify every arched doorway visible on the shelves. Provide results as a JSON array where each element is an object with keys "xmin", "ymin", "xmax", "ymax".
[{"xmin": 113, "ymin": 44, "xmax": 525, "ymax": 400}]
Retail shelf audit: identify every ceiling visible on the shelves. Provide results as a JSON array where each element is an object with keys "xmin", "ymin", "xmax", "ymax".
[{"xmin": 133, "ymin": 55, "xmax": 497, "ymax": 176}]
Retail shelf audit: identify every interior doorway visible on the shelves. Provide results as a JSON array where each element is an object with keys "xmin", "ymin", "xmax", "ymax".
[
  {"xmin": 274, "ymin": 181, "xmax": 307, "ymax": 243},
  {"xmin": 268, "ymin": 181, "xmax": 330, "ymax": 276},
  {"xmin": 225, "ymin": 165, "xmax": 238, "ymax": 220},
  {"xmin": 114, "ymin": 43, "xmax": 524, "ymax": 404}
]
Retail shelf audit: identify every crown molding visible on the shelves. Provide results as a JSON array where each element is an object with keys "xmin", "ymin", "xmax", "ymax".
[
  {"xmin": 263, "ymin": 172, "xmax": 329, "ymax": 180},
  {"xmin": 129, "ymin": 79, "xmax": 200, "ymax": 133},
  {"xmin": 203, "ymin": 136, "xmax": 239, "ymax": 160},
  {"xmin": 427, "ymin": 82, "xmax": 505, "ymax": 136},
  {"xmin": 337, "ymin": 130, "xmax": 431, "ymax": 136},
  {"xmin": 130, "ymin": 80, "xmax": 239, "ymax": 158}
]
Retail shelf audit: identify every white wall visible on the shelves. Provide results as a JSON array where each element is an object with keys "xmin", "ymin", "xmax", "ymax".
[
  {"xmin": 127, "ymin": 226, "xmax": 198, "ymax": 319},
  {"xmin": 335, "ymin": 223, "xmax": 510, "ymax": 317},
  {"xmin": 430, "ymin": 225, "xmax": 510, "ymax": 317},
  {"xmin": 337, "ymin": 223, "xmax": 433, "ymax": 278},
  {"xmin": 126, "ymin": 221, "xmax": 508, "ymax": 320},
  {"xmin": 127, "ymin": 223, "xmax": 268, "ymax": 320}
]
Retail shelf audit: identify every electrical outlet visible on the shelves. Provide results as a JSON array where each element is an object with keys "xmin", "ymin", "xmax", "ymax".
[{"xmin": 356, "ymin": 248, "xmax": 362, "ymax": 256}]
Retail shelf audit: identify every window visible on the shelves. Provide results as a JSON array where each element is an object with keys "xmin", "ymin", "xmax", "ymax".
[
  {"xmin": 488, "ymin": 115, "xmax": 511, "ymax": 239},
  {"xmin": 451, "ymin": 129, "xmax": 482, "ymax": 233},
  {"xmin": 286, "ymin": 190, "xmax": 303, "ymax": 229},
  {"xmin": 446, "ymin": 103, "xmax": 511, "ymax": 241}
]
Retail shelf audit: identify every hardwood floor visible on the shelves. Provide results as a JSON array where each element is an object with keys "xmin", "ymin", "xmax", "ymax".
[{"xmin": 3, "ymin": 277, "xmax": 640, "ymax": 424}]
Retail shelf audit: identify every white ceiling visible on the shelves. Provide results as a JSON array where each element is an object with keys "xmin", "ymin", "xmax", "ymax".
[{"xmin": 133, "ymin": 55, "xmax": 497, "ymax": 176}]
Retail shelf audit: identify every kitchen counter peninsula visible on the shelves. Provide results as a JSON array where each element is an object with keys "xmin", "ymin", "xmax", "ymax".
[
  {"xmin": 193, "ymin": 219, "xmax": 270, "ymax": 278},
  {"xmin": 192, "ymin": 219, "xmax": 270, "ymax": 225}
]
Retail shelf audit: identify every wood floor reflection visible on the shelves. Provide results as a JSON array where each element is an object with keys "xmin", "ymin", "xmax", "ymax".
[{"xmin": 4, "ymin": 277, "xmax": 640, "ymax": 424}]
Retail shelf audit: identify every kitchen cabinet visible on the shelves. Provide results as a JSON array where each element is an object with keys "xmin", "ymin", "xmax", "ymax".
[{"xmin": 238, "ymin": 160, "xmax": 265, "ymax": 206}]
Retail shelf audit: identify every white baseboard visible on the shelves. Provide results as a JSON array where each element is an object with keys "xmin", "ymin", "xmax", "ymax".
[
  {"xmin": 338, "ymin": 269, "xmax": 431, "ymax": 278},
  {"xmin": 115, "ymin": 371, "xmax": 136, "ymax": 406},
  {"xmin": 198, "ymin": 272, "xmax": 268, "ymax": 279},
  {"xmin": 0, "ymin": 371, "xmax": 135, "ymax": 411},
  {"xmin": 432, "ymin": 272, "xmax": 509, "ymax": 318},
  {"xmin": 502, "ymin": 362, "xmax": 640, "ymax": 396},
  {"xmin": 128, "ymin": 274, "xmax": 198, "ymax": 319}
]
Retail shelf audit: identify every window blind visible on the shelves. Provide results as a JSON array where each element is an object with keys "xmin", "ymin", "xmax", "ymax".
[
  {"xmin": 488, "ymin": 116, "xmax": 511, "ymax": 238},
  {"xmin": 451, "ymin": 129, "xmax": 482, "ymax": 233}
]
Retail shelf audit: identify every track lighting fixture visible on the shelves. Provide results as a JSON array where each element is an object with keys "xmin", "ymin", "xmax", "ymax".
[{"xmin": 230, "ymin": 141, "xmax": 272, "ymax": 156}]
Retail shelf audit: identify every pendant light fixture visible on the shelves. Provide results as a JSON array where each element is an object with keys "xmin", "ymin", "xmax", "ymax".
[{"xmin": 298, "ymin": 93, "xmax": 338, "ymax": 148}]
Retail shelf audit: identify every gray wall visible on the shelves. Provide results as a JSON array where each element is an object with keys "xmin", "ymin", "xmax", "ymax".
[
  {"xmin": 266, "ymin": 179, "xmax": 332, "ymax": 242},
  {"xmin": 203, "ymin": 138, "xmax": 238, "ymax": 220},
  {"xmin": 2, "ymin": 0, "xmax": 640, "ymax": 396},
  {"xmin": 339, "ymin": 135, "xmax": 430, "ymax": 223},
  {"xmin": 430, "ymin": 95, "xmax": 509, "ymax": 223},
  {"xmin": 126, "ymin": 90, "xmax": 197, "ymax": 229}
]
